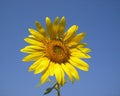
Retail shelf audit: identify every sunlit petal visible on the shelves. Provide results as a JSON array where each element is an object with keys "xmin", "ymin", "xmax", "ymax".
[
  {"xmin": 35, "ymin": 21, "xmax": 46, "ymax": 36},
  {"xmin": 69, "ymin": 56, "xmax": 89, "ymax": 71},
  {"xmin": 63, "ymin": 25, "xmax": 78, "ymax": 42},
  {"xmin": 22, "ymin": 52, "xmax": 44, "ymax": 62},
  {"xmin": 58, "ymin": 16, "xmax": 66, "ymax": 39},
  {"xmin": 54, "ymin": 63, "xmax": 62, "ymax": 84},
  {"xmin": 49, "ymin": 62, "xmax": 55, "ymax": 76},
  {"xmin": 65, "ymin": 63, "xmax": 80, "ymax": 80},
  {"xmin": 61, "ymin": 63, "xmax": 74, "ymax": 83},
  {"xmin": 33, "ymin": 58, "xmax": 50, "ymax": 74},
  {"xmin": 40, "ymin": 68, "xmax": 49, "ymax": 84},
  {"xmin": 46, "ymin": 17, "xmax": 54, "ymax": 39}
]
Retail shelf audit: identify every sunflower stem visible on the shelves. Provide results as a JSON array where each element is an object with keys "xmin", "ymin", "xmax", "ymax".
[
  {"xmin": 54, "ymin": 83, "xmax": 60, "ymax": 96},
  {"xmin": 43, "ymin": 82, "xmax": 61, "ymax": 95}
]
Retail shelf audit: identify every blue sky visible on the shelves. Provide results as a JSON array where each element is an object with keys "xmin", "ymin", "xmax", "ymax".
[{"xmin": 0, "ymin": 0, "xmax": 120, "ymax": 96}]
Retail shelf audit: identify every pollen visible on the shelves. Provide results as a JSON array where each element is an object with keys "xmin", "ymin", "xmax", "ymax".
[{"xmin": 45, "ymin": 40, "xmax": 70, "ymax": 63}]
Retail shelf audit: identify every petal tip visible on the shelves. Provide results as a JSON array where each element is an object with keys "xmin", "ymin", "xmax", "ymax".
[
  {"xmin": 20, "ymin": 49, "xmax": 23, "ymax": 52},
  {"xmin": 61, "ymin": 16, "xmax": 65, "ymax": 20},
  {"xmin": 35, "ymin": 20, "xmax": 39, "ymax": 24},
  {"xmin": 46, "ymin": 17, "xmax": 50, "ymax": 21},
  {"xmin": 28, "ymin": 28, "xmax": 32, "ymax": 32}
]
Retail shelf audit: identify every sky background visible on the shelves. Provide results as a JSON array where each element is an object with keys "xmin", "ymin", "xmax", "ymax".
[{"xmin": 0, "ymin": 0, "xmax": 120, "ymax": 96}]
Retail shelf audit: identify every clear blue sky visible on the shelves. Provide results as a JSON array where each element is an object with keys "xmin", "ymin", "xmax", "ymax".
[{"xmin": 0, "ymin": 0, "xmax": 120, "ymax": 96}]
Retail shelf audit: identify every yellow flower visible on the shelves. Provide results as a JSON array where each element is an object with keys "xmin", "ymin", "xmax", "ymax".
[{"xmin": 20, "ymin": 16, "xmax": 91, "ymax": 86}]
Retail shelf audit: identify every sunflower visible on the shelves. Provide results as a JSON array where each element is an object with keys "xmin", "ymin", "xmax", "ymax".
[{"xmin": 20, "ymin": 16, "xmax": 91, "ymax": 86}]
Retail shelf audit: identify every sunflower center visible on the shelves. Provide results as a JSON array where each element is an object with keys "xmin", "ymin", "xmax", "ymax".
[
  {"xmin": 45, "ymin": 40, "xmax": 70, "ymax": 63},
  {"xmin": 54, "ymin": 46, "xmax": 63, "ymax": 55}
]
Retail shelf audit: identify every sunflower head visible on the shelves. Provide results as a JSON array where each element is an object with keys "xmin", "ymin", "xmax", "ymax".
[{"xmin": 21, "ymin": 16, "xmax": 91, "ymax": 86}]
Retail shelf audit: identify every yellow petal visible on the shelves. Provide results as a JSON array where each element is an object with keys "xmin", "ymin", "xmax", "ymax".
[
  {"xmin": 63, "ymin": 25, "xmax": 78, "ymax": 42},
  {"xmin": 49, "ymin": 62, "xmax": 55, "ymax": 76},
  {"xmin": 72, "ymin": 32, "xmax": 86, "ymax": 42},
  {"xmin": 20, "ymin": 45, "xmax": 44, "ymax": 53},
  {"xmin": 24, "ymin": 38, "xmax": 44, "ymax": 46},
  {"xmin": 65, "ymin": 63, "xmax": 80, "ymax": 80},
  {"xmin": 35, "ymin": 21, "xmax": 46, "ymax": 36},
  {"xmin": 28, "ymin": 58, "xmax": 44, "ymax": 72},
  {"xmin": 69, "ymin": 57, "xmax": 89, "ymax": 71},
  {"xmin": 68, "ymin": 32, "xmax": 86, "ymax": 46},
  {"xmin": 59, "ymin": 65, "xmax": 65, "ymax": 86},
  {"xmin": 28, "ymin": 28, "xmax": 45, "ymax": 41},
  {"xmin": 46, "ymin": 17, "xmax": 54, "ymax": 39},
  {"xmin": 20, "ymin": 48, "xmax": 36, "ymax": 53},
  {"xmin": 28, "ymin": 35, "xmax": 36, "ymax": 39},
  {"xmin": 71, "ymin": 51, "xmax": 91, "ymax": 59},
  {"xmin": 77, "ymin": 48, "xmax": 91, "ymax": 53},
  {"xmin": 70, "ymin": 56, "xmax": 89, "ymax": 67},
  {"xmin": 66, "ymin": 42, "xmax": 78, "ymax": 47},
  {"xmin": 24, "ymin": 45, "xmax": 44, "ymax": 50},
  {"xmin": 76, "ymin": 43, "xmax": 87, "ymax": 48},
  {"xmin": 70, "ymin": 48, "xmax": 91, "ymax": 58},
  {"xmin": 54, "ymin": 63, "xmax": 62, "ymax": 85},
  {"xmin": 53, "ymin": 16, "xmax": 59, "ymax": 37},
  {"xmin": 34, "ymin": 58, "xmax": 50, "ymax": 74},
  {"xmin": 20, "ymin": 47, "xmax": 36, "ymax": 53},
  {"xmin": 40, "ymin": 69, "xmax": 49, "ymax": 84},
  {"xmin": 58, "ymin": 16, "xmax": 66, "ymax": 39},
  {"xmin": 61, "ymin": 63, "xmax": 74, "ymax": 83},
  {"xmin": 22, "ymin": 52, "xmax": 44, "ymax": 62},
  {"xmin": 67, "ymin": 43, "xmax": 87, "ymax": 48},
  {"xmin": 54, "ymin": 16, "xmax": 59, "ymax": 25}
]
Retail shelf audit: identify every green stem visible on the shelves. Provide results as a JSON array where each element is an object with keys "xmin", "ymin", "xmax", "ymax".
[
  {"xmin": 43, "ymin": 82, "xmax": 61, "ymax": 96},
  {"xmin": 55, "ymin": 83, "xmax": 60, "ymax": 96}
]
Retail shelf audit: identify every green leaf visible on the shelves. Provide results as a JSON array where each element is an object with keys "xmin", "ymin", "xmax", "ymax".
[{"xmin": 44, "ymin": 87, "xmax": 53, "ymax": 95}]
